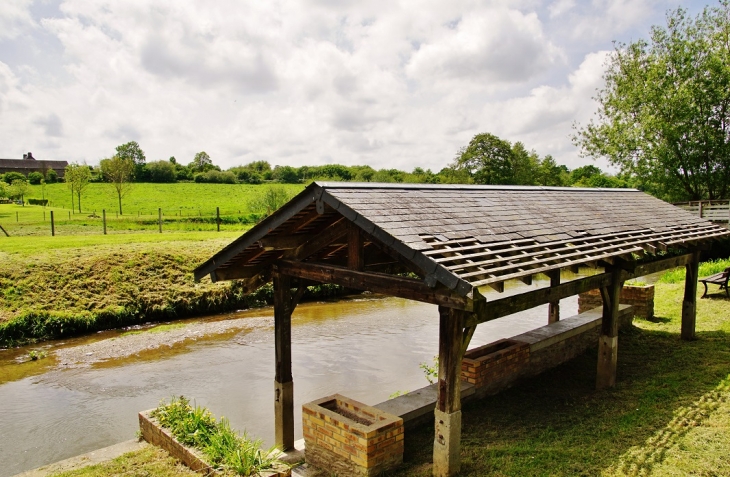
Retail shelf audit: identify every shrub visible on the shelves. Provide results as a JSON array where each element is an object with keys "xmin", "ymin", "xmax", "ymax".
[
  {"xmin": 194, "ymin": 170, "xmax": 237, "ymax": 184},
  {"xmin": 146, "ymin": 160, "xmax": 177, "ymax": 183},
  {"xmin": 3, "ymin": 171, "xmax": 26, "ymax": 183},
  {"xmin": 45, "ymin": 169, "xmax": 58, "ymax": 183},
  {"xmin": 28, "ymin": 172, "xmax": 44, "ymax": 185}
]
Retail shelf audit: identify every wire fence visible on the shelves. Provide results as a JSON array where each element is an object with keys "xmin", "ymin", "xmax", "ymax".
[{"xmin": 0, "ymin": 205, "xmax": 265, "ymax": 237}]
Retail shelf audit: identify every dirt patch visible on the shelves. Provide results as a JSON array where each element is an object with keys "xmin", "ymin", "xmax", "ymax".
[{"xmin": 54, "ymin": 316, "xmax": 273, "ymax": 368}]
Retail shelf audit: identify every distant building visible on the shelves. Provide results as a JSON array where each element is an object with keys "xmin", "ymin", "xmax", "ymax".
[{"xmin": 0, "ymin": 152, "xmax": 69, "ymax": 179}]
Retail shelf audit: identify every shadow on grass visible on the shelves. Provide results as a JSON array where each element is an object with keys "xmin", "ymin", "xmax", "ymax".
[
  {"xmin": 644, "ymin": 315, "xmax": 671, "ymax": 324},
  {"xmin": 387, "ymin": 325, "xmax": 730, "ymax": 476}
]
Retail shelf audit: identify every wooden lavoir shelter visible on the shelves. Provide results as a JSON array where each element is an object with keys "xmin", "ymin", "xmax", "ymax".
[{"xmin": 195, "ymin": 182, "xmax": 730, "ymax": 476}]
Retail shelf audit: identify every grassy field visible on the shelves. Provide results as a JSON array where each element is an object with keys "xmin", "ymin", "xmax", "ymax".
[
  {"xmin": 46, "ymin": 277, "xmax": 730, "ymax": 476},
  {"xmin": 0, "ymin": 182, "xmax": 304, "ymax": 236}
]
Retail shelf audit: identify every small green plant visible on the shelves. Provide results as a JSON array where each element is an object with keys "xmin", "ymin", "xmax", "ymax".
[
  {"xmin": 625, "ymin": 279, "xmax": 648, "ymax": 287},
  {"xmin": 420, "ymin": 356, "xmax": 439, "ymax": 384},
  {"xmin": 151, "ymin": 396, "xmax": 284, "ymax": 476},
  {"xmin": 28, "ymin": 349, "xmax": 47, "ymax": 361}
]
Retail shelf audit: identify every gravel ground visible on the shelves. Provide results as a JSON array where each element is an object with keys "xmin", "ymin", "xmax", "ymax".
[{"xmin": 53, "ymin": 315, "xmax": 274, "ymax": 368}]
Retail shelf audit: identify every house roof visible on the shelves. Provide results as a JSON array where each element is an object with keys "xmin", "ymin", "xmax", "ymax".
[
  {"xmin": 0, "ymin": 158, "xmax": 69, "ymax": 170},
  {"xmin": 194, "ymin": 182, "xmax": 730, "ymax": 295}
]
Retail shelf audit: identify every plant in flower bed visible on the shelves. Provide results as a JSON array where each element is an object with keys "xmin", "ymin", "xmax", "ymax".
[{"xmin": 151, "ymin": 396, "xmax": 284, "ymax": 476}]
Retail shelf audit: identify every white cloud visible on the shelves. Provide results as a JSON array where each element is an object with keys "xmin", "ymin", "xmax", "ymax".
[
  {"xmin": 0, "ymin": 0, "xmax": 698, "ymax": 172},
  {"xmin": 406, "ymin": 8, "xmax": 563, "ymax": 86},
  {"xmin": 0, "ymin": 0, "xmax": 35, "ymax": 40}
]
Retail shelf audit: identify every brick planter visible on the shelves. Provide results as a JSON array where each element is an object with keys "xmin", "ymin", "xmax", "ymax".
[
  {"xmin": 461, "ymin": 339, "xmax": 529, "ymax": 392},
  {"xmin": 138, "ymin": 410, "xmax": 290, "ymax": 477},
  {"xmin": 302, "ymin": 394, "xmax": 404, "ymax": 476},
  {"xmin": 578, "ymin": 284, "xmax": 654, "ymax": 320}
]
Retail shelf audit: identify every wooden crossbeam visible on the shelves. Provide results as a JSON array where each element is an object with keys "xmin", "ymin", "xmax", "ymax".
[
  {"xmin": 273, "ymin": 259, "xmax": 473, "ymax": 310},
  {"xmin": 465, "ymin": 252, "xmax": 696, "ymax": 326}
]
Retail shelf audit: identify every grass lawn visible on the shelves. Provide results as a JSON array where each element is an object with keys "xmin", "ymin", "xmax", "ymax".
[
  {"xmin": 21, "ymin": 182, "xmax": 305, "ymax": 216},
  {"xmin": 45, "ymin": 276, "xmax": 730, "ymax": 477},
  {"xmin": 0, "ymin": 182, "xmax": 304, "ymax": 236}
]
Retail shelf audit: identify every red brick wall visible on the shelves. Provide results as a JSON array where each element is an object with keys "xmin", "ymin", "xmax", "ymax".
[{"xmin": 578, "ymin": 285, "xmax": 654, "ymax": 320}]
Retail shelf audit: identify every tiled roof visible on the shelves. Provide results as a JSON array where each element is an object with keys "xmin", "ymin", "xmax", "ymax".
[{"xmin": 195, "ymin": 182, "xmax": 729, "ymax": 293}]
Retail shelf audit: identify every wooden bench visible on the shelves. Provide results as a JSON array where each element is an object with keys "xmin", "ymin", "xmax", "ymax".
[{"xmin": 700, "ymin": 267, "xmax": 730, "ymax": 298}]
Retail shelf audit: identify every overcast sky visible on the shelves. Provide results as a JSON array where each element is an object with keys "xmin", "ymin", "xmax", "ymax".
[{"xmin": 0, "ymin": 0, "xmax": 708, "ymax": 172}]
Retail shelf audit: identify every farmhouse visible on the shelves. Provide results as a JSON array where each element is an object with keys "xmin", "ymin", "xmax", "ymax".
[
  {"xmin": 196, "ymin": 182, "xmax": 729, "ymax": 476},
  {"xmin": 0, "ymin": 152, "xmax": 68, "ymax": 179}
]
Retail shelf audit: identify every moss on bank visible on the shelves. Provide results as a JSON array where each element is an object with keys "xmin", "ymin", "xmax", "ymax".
[{"xmin": 0, "ymin": 239, "xmax": 343, "ymax": 347}]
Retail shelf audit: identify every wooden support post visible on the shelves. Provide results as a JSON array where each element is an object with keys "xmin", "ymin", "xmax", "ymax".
[
  {"xmin": 216, "ymin": 207, "xmax": 220, "ymax": 232},
  {"xmin": 158, "ymin": 208, "xmax": 162, "ymax": 233},
  {"xmin": 50, "ymin": 211, "xmax": 55, "ymax": 237},
  {"xmin": 548, "ymin": 270, "xmax": 560, "ymax": 324},
  {"xmin": 682, "ymin": 251, "xmax": 701, "ymax": 340},
  {"xmin": 348, "ymin": 225, "xmax": 364, "ymax": 271},
  {"xmin": 103, "ymin": 210, "xmax": 107, "ymax": 235},
  {"xmin": 596, "ymin": 269, "xmax": 623, "ymax": 390},
  {"xmin": 273, "ymin": 272, "xmax": 295, "ymax": 451},
  {"xmin": 433, "ymin": 306, "xmax": 464, "ymax": 477}
]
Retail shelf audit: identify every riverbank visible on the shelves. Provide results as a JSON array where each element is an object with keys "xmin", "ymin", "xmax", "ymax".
[{"xmin": 0, "ymin": 233, "xmax": 344, "ymax": 347}]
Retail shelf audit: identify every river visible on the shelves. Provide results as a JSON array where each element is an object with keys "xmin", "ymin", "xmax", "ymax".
[{"xmin": 0, "ymin": 278, "xmax": 581, "ymax": 476}]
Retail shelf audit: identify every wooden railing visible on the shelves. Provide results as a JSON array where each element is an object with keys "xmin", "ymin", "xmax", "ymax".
[{"xmin": 674, "ymin": 200, "xmax": 730, "ymax": 222}]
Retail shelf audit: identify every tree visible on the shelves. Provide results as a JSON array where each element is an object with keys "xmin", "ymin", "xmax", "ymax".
[
  {"xmin": 100, "ymin": 156, "xmax": 135, "ymax": 214},
  {"xmin": 9, "ymin": 179, "xmax": 29, "ymax": 205},
  {"xmin": 452, "ymin": 133, "xmax": 515, "ymax": 185},
  {"xmin": 65, "ymin": 163, "xmax": 91, "ymax": 213},
  {"xmin": 249, "ymin": 186, "xmax": 292, "ymax": 217},
  {"xmin": 573, "ymin": 2, "xmax": 730, "ymax": 201},
  {"xmin": 115, "ymin": 141, "xmax": 146, "ymax": 180},
  {"xmin": 190, "ymin": 151, "xmax": 213, "ymax": 173}
]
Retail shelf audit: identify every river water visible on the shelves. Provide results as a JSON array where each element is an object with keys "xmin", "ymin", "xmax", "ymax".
[{"xmin": 0, "ymin": 278, "xmax": 581, "ymax": 476}]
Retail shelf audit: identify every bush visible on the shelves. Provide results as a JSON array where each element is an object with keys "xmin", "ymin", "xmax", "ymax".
[
  {"xmin": 45, "ymin": 169, "xmax": 58, "ymax": 183},
  {"xmin": 194, "ymin": 170, "xmax": 237, "ymax": 184},
  {"xmin": 2, "ymin": 171, "xmax": 25, "ymax": 183},
  {"xmin": 28, "ymin": 172, "xmax": 44, "ymax": 185},
  {"xmin": 146, "ymin": 160, "xmax": 177, "ymax": 183}
]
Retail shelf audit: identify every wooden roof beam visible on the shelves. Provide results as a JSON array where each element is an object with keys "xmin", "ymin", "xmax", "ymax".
[{"xmin": 273, "ymin": 259, "xmax": 474, "ymax": 310}]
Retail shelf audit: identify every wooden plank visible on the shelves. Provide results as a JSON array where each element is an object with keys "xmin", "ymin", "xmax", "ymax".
[{"xmin": 273, "ymin": 260, "xmax": 473, "ymax": 310}]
